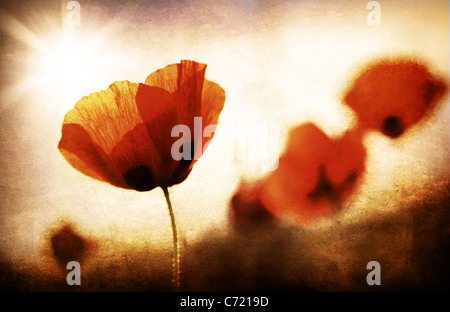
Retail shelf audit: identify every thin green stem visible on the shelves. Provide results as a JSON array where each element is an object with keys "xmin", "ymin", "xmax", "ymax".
[{"xmin": 162, "ymin": 186, "xmax": 180, "ymax": 291}]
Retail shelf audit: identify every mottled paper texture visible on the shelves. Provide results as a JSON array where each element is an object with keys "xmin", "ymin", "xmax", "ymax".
[{"xmin": 0, "ymin": 0, "xmax": 448, "ymax": 291}]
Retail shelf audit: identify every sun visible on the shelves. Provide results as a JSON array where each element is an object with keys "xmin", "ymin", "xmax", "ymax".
[
  {"xmin": 27, "ymin": 29, "xmax": 115, "ymax": 114},
  {"xmin": 0, "ymin": 8, "xmax": 121, "ymax": 115}
]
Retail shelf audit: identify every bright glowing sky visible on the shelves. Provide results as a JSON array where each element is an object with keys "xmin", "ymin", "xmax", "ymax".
[{"xmin": 0, "ymin": 0, "xmax": 448, "ymax": 267}]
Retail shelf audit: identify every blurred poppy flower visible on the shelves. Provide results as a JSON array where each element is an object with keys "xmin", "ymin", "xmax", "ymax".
[
  {"xmin": 51, "ymin": 224, "xmax": 96, "ymax": 270},
  {"xmin": 344, "ymin": 59, "xmax": 447, "ymax": 138},
  {"xmin": 229, "ymin": 180, "xmax": 275, "ymax": 230},
  {"xmin": 257, "ymin": 123, "xmax": 366, "ymax": 226},
  {"xmin": 58, "ymin": 60, "xmax": 225, "ymax": 191}
]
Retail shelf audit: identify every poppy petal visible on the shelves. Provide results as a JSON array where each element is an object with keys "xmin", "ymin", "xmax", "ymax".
[
  {"xmin": 144, "ymin": 63, "xmax": 180, "ymax": 93},
  {"xmin": 146, "ymin": 60, "xmax": 206, "ymax": 127},
  {"xmin": 325, "ymin": 129, "xmax": 366, "ymax": 200},
  {"xmin": 135, "ymin": 83, "xmax": 181, "ymax": 183},
  {"xmin": 283, "ymin": 122, "xmax": 331, "ymax": 166},
  {"xmin": 135, "ymin": 83, "xmax": 175, "ymax": 123},
  {"xmin": 201, "ymin": 79, "xmax": 226, "ymax": 129},
  {"xmin": 144, "ymin": 60, "xmax": 221, "ymax": 185},
  {"xmin": 108, "ymin": 121, "xmax": 162, "ymax": 188},
  {"xmin": 195, "ymin": 78, "xmax": 226, "ymax": 162},
  {"xmin": 63, "ymin": 81, "xmax": 144, "ymax": 155},
  {"xmin": 326, "ymin": 129, "xmax": 365, "ymax": 187},
  {"xmin": 58, "ymin": 123, "xmax": 127, "ymax": 188}
]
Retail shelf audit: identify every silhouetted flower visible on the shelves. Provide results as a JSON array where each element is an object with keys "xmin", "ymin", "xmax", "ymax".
[
  {"xmin": 58, "ymin": 60, "xmax": 225, "ymax": 191},
  {"xmin": 58, "ymin": 60, "xmax": 225, "ymax": 290}
]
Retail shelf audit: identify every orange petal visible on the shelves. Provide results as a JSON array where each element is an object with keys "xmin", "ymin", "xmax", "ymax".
[
  {"xmin": 135, "ymin": 83, "xmax": 180, "ymax": 176},
  {"xmin": 326, "ymin": 129, "xmax": 365, "ymax": 185},
  {"xmin": 58, "ymin": 123, "xmax": 127, "ymax": 188},
  {"xmin": 144, "ymin": 62, "xmax": 204, "ymax": 184},
  {"xmin": 143, "ymin": 60, "xmax": 225, "ymax": 184},
  {"xmin": 135, "ymin": 84, "xmax": 175, "ymax": 122},
  {"xmin": 201, "ymin": 79, "xmax": 226, "ymax": 128},
  {"xmin": 145, "ymin": 60, "xmax": 206, "ymax": 92},
  {"xmin": 325, "ymin": 128, "xmax": 366, "ymax": 200},
  {"xmin": 144, "ymin": 60, "xmax": 206, "ymax": 126},
  {"xmin": 144, "ymin": 63, "xmax": 181, "ymax": 93},
  {"xmin": 133, "ymin": 83, "xmax": 196, "ymax": 187},
  {"xmin": 63, "ymin": 81, "xmax": 144, "ymax": 154},
  {"xmin": 109, "ymin": 122, "xmax": 160, "ymax": 191},
  {"xmin": 196, "ymin": 78, "xmax": 226, "ymax": 162},
  {"xmin": 283, "ymin": 123, "xmax": 331, "ymax": 166}
]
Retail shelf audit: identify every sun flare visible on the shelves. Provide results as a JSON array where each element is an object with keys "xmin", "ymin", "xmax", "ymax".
[{"xmin": 27, "ymin": 30, "xmax": 118, "ymax": 114}]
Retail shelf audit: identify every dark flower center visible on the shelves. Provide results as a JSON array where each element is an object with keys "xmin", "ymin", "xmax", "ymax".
[
  {"xmin": 308, "ymin": 165, "xmax": 337, "ymax": 203},
  {"xmin": 381, "ymin": 115, "xmax": 404, "ymax": 138},
  {"xmin": 123, "ymin": 165, "xmax": 155, "ymax": 192}
]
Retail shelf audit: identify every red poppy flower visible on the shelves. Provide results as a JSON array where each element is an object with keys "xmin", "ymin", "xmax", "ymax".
[
  {"xmin": 343, "ymin": 59, "xmax": 447, "ymax": 138},
  {"xmin": 58, "ymin": 60, "xmax": 225, "ymax": 191},
  {"xmin": 257, "ymin": 123, "xmax": 366, "ymax": 226}
]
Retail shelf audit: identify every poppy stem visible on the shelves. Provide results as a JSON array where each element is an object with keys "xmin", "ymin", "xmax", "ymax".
[{"xmin": 162, "ymin": 186, "xmax": 180, "ymax": 291}]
